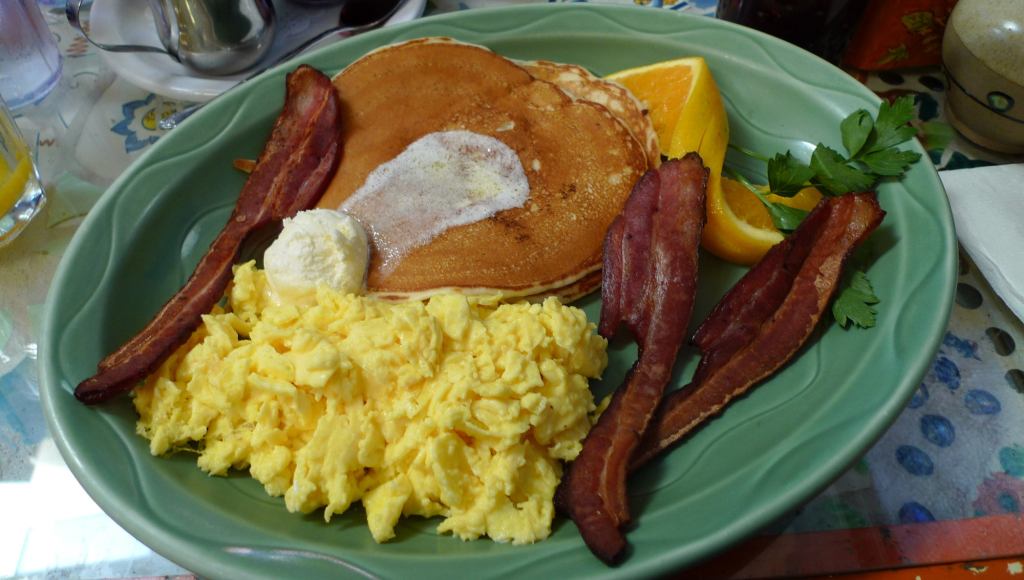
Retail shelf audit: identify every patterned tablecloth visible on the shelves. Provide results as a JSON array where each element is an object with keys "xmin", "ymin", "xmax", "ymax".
[{"xmin": 2, "ymin": 1, "xmax": 1023, "ymax": 577}]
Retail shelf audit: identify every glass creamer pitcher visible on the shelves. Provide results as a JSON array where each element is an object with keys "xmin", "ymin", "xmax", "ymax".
[{"xmin": 67, "ymin": 0, "xmax": 276, "ymax": 76}]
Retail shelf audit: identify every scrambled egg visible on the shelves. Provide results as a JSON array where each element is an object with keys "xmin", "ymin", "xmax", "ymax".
[{"xmin": 134, "ymin": 261, "xmax": 607, "ymax": 544}]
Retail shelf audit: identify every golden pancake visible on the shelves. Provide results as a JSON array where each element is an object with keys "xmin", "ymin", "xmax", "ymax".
[
  {"xmin": 540, "ymin": 269, "xmax": 603, "ymax": 304},
  {"xmin": 319, "ymin": 38, "xmax": 649, "ymax": 300},
  {"xmin": 521, "ymin": 60, "xmax": 661, "ymax": 169}
]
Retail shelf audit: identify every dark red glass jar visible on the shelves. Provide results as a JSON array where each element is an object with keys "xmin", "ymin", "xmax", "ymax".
[{"xmin": 716, "ymin": 0, "xmax": 869, "ymax": 63}]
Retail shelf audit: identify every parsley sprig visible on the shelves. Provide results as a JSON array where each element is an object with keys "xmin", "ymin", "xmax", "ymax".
[
  {"xmin": 730, "ymin": 95, "xmax": 922, "ymax": 328},
  {"xmin": 758, "ymin": 95, "xmax": 921, "ymax": 208},
  {"xmin": 832, "ymin": 270, "xmax": 880, "ymax": 329}
]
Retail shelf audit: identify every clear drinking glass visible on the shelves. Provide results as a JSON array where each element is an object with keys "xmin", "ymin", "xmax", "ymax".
[
  {"xmin": 0, "ymin": 95, "xmax": 46, "ymax": 248},
  {"xmin": 0, "ymin": 0, "xmax": 63, "ymax": 110}
]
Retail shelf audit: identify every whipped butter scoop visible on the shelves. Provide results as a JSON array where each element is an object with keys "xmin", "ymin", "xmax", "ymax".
[{"xmin": 263, "ymin": 209, "xmax": 370, "ymax": 304}]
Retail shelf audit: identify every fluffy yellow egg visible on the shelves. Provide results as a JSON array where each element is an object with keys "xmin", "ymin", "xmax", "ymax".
[{"xmin": 134, "ymin": 261, "xmax": 607, "ymax": 544}]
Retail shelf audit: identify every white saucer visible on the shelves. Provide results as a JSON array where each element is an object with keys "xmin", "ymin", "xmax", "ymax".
[{"xmin": 89, "ymin": 0, "xmax": 427, "ymax": 102}]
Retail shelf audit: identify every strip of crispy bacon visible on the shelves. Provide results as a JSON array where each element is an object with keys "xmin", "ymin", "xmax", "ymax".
[
  {"xmin": 598, "ymin": 168, "xmax": 658, "ymax": 339},
  {"xmin": 631, "ymin": 192, "xmax": 885, "ymax": 467},
  {"xmin": 688, "ymin": 201, "xmax": 830, "ymax": 385},
  {"xmin": 75, "ymin": 65, "xmax": 341, "ymax": 405},
  {"xmin": 562, "ymin": 154, "xmax": 707, "ymax": 565}
]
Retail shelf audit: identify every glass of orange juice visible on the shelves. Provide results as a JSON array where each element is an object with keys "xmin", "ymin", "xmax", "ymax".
[{"xmin": 0, "ymin": 94, "xmax": 45, "ymax": 248}]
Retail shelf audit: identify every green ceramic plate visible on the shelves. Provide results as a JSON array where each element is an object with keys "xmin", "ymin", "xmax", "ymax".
[{"xmin": 41, "ymin": 5, "xmax": 956, "ymax": 578}]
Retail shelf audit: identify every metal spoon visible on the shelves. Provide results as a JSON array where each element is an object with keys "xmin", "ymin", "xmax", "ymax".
[{"xmin": 159, "ymin": 0, "xmax": 409, "ymax": 130}]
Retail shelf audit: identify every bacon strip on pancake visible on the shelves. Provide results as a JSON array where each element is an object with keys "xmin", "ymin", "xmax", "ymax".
[
  {"xmin": 632, "ymin": 192, "xmax": 885, "ymax": 467},
  {"xmin": 75, "ymin": 65, "xmax": 341, "ymax": 405},
  {"xmin": 562, "ymin": 154, "xmax": 707, "ymax": 565}
]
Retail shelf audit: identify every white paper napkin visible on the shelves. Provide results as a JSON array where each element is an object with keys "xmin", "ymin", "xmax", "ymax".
[{"xmin": 940, "ymin": 163, "xmax": 1024, "ymax": 321}]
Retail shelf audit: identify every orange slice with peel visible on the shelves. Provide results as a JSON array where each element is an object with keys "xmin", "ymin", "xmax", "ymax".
[
  {"xmin": 607, "ymin": 56, "xmax": 728, "ymax": 164},
  {"xmin": 608, "ymin": 57, "xmax": 819, "ymax": 266},
  {"xmin": 716, "ymin": 177, "xmax": 823, "ymax": 265}
]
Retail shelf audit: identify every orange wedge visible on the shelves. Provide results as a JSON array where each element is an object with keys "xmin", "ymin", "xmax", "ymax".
[
  {"xmin": 606, "ymin": 56, "xmax": 727, "ymax": 164},
  {"xmin": 608, "ymin": 57, "xmax": 820, "ymax": 265},
  {"xmin": 716, "ymin": 177, "xmax": 823, "ymax": 265}
]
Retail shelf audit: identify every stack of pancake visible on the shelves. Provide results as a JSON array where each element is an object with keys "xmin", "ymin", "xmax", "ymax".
[{"xmin": 318, "ymin": 38, "xmax": 659, "ymax": 302}]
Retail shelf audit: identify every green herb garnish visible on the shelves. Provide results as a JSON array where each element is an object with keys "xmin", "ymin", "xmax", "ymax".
[
  {"xmin": 732, "ymin": 95, "xmax": 922, "ymax": 329},
  {"xmin": 728, "ymin": 169, "xmax": 809, "ymax": 233},
  {"xmin": 759, "ymin": 95, "xmax": 922, "ymax": 200},
  {"xmin": 832, "ymin": 270, "xmax": 880, "ymax": 329},
  {"xmin": 767, "ymin": 151, "xmax": 816, "ymax": 197}
]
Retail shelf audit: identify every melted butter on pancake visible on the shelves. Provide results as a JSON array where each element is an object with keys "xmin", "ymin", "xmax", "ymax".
[
  {"xmin": 319, "ymin": 38, "xmax": 649, "ymax": 300},
  {"xmin": 340, "ymin": 130, "xmax": 530, "ymax": 275}
]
